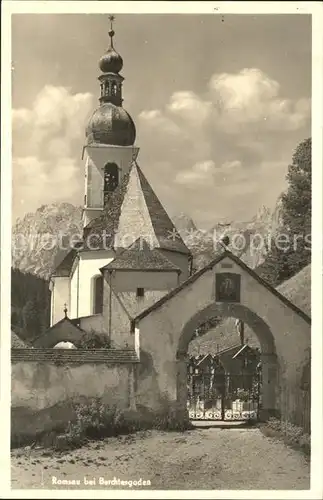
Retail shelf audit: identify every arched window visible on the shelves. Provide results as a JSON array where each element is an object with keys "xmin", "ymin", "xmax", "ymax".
[
  {"xmin": 104, "ymin": 163, "xmax": 119, "ymax": 195},
  {"xmin": 112, "ymin": 82, "xmax": 118, "ymax": 96},
  {"xmin": 93, "ymin": 275, "xmax": 104, "ymax": 314}
]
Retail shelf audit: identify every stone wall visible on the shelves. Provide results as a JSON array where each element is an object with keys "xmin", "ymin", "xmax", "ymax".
[{"xmin": 11, "ymin": 349, "xmax": 138, "ymax": 443}]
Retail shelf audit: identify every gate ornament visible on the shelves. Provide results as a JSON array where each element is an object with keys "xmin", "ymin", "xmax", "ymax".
[
  {"xmin": 216, "ymin": 272, "xmax": 241, "ymax": 302},
  {"xmin": 187, "ymin": 353, "xmax": 261, "ymax": 422}
]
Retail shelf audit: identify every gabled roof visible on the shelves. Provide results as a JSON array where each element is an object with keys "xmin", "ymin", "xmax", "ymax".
[
  {"xmin": 52, "ymin": 162, "xmax": 190, "ymax": 277},
  {"xmin": 101, "ymin": 238, "xmax": 181, "ymax": 272},
  {"xmin": 232, "ymin": 344, "xmax": 249, "ymax": 359},
  {"xmin": 32, "ymin": 315, "xmax": 86, "ymax": 348},
  {"xmin": 52, "ymin": 243, "xmax": 83, "ymax": 278},
  {"xmin": 136, "ymin": 167, "xmax": 190, "ymax": 254},
  {"xmin": 133, "ymin": 249, "xmax": 311, "ymax": 324},
  {"xmin": 190, "ymin": 344, "xmax": 256, "ymax": 364},
  {"xmin": 82, "ymin": 162, "xmax": 190, "ymax": 255}
]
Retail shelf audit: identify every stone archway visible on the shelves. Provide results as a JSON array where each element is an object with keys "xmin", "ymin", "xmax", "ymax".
[
  {"xmin": 132, "ymin": 250, "xmax": 310, "ymax": 427},
  {"xmin": 176, "ymin": 302, "xmax": 278, "ymax": 420}
]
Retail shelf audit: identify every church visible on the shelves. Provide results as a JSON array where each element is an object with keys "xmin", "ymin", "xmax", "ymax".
[
  {"xmin": 17, "ymin": 19, "xmax": 311, "ymax": 432},
  {"xmin": 44, "ymin": 20, "xmax": 193, "ymax": 349}
]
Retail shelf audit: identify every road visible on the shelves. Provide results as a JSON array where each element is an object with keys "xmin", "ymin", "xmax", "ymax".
[{"xmin": 11, "ymin": 427, "xmax": 309, "ymax": 490}]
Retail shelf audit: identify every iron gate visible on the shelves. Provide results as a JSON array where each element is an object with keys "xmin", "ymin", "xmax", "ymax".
[{"xmin": 187, "ymin": 361, "xmax": 261, "ymax": 421}]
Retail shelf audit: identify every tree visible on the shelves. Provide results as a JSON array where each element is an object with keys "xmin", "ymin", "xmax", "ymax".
[
  {"xmin": 11, "ymin": 268, "xmax": 51, "ymax": 340},
  {"xmin": 257, "ymin": 138, "xmax": 311, "ymax": 286},
  {"xmin": 79, "ymin": 330, "xmax": 112, "ymax": 349},
  {"xmin": 22, "ymin": 299, "xmax": 41, "ymax": 339},
  {"xmin": 280, "ymin": 137, "xmax": 311, "ymax": 275}
]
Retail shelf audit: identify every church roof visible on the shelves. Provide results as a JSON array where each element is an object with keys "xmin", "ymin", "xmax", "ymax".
[
  {"xmin": 52, "ymin": 159, "xmax": 190, "ymax": 279},
  {"xmin": 101, "ymin": 238, "xmax": 181, "ymax": 272},
  {"xmin": 52, "ymin": 247, "xmax": 79, "ymax": 277},
  {"xmin": 82, "ymin": 162, "xmax": 190, "ymax": 255},
  {"xmin": 32, "ymin": 316, "xmax": 87, "ymax": 348}
]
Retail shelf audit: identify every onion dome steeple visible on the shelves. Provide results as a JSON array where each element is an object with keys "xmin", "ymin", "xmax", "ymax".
[
  {"xmin": 86, "ymin": 15, "xmax": 136, "ymax": 147},
  {"xmin": 99, "ymin": 16, "xmax": 123, "ymax": 74}
]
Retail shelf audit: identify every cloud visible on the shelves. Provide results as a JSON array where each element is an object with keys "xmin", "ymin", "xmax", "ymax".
[
  {"xmin": 167, "ymin": 91, "xmax": 213, "ymax": 127},
  {"xmin": 175, "ymin": 160, "xmax": 216, "ymax": 185},
  {"xmin": 137, "ymin": 68, "xmax": 310, "ymax": 226},
  {"xmin": 12, "ymin": 86, "xmax": 93, "ymax": 218},
  {"xmin": 138, "ymin": 109, "xmax": 183, "ymax": 136},
  {"xmin": 139, "ymin": 68, "xmax": 310, "ymax": 139},
  {"xmin": 12, "ymin": 70, "xmax": 310, "ymax": 228}
]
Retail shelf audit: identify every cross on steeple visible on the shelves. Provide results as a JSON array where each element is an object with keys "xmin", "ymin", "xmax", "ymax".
[
  {"xmin": 108, "ymin": 14, "xmax": 115, "ymax": 46},
  {"xmin": 63, "ymin": 303, "xmax": 68, "ymax": 318},
  {"xmin": 109, "ymin": 14, "xmax": 115, "ymax": 29}
]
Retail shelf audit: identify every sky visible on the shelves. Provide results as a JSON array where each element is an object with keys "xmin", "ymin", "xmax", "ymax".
[{"xmin": 11, "ymin": 13, "xmax": 311, "ymax": 228}]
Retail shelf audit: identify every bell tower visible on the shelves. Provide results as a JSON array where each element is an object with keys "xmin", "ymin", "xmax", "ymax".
[{"xmin": 82, "ymin": 15, "xmax": 139, "ymax": 228}]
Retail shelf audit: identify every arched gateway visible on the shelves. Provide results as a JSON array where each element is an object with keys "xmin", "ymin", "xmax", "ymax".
[{"xmin": 132, "ymin": 250, "xmax": 311, "ymax": 425}]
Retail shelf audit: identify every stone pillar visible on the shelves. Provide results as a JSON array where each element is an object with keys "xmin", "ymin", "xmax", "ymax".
[
  {"xmin": 260, "ymin": 353, "xmax": 278, "ymax": 420},
  {"xmin": 176, "ymin": 351, "xmax": 189, "ymax": 423}
]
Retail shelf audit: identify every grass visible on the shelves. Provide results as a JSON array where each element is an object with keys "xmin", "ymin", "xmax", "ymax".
[
  {"xmin": 258, "ymin": 417, "xmax": 310, "ymax": 458},
  {"xmin": 11, "ymin": 396, "xmax": 194, "ymax": 451}
]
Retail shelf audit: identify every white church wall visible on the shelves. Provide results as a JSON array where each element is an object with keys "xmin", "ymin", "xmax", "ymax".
[
  {"xmin": 51, "ymin": 277, "xmax": 70, "ymax": 326},
  {"xmin": 76, "ymin": 250, "xmax": 115, "ymax": 318},
  {"xmin": 83, "ymin": 208, "xmax": 104, "ymax": 228},
  {"xmin": 70, "ymin": 260, "xmax": 79, "ymax": 319},
  {"xmin": 86, "ymin": 156, "xmax": 103, "ymax": 209},
  {"xmin": 85, "ymin": 145, "xmax": 139, "ymax": 182}
]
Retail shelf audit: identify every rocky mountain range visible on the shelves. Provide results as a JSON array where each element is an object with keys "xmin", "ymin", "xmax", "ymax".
[
  {"xmin": 12, "ymin": 203, "xmax": 83, "ymax": 279},
  {"xmin": 11, "ymin": 198, "xmax": 283, "ymax": 280}
]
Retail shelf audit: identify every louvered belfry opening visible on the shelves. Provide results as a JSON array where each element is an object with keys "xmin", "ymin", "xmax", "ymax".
[{"xmin": 103, "ymin": 162, "xmax": 119, "ymax": 206}]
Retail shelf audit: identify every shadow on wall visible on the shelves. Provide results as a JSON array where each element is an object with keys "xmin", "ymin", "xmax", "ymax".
[
  {"xmin": 135, "ymin": 350, "xmax": 163, "ymax": 411},
  {"xmin": 11, "ymin": 397, "xmax": 84, "ymax": 448}
]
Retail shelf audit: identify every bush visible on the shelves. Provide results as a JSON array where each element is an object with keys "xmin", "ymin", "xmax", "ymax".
[
  {"xmin": 79, "ymin": 330, "xmax": 112, "ymax": 349},
  {"xmin": 152, "ymin": 393, "xmax": 193, "ymax": 432},
  {"xmin": 23, "ymin": 395, "xmax": 194, "ymax": 452},
  {"xmin": 260, "ymin": 417, "xmax": 310, "ymax": 457},
  {"xmin": 71, "ymin": 398, "xmax": 120, "ymax": 439}
]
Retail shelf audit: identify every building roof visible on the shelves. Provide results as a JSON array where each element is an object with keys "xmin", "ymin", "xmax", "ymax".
[
  {"xmin": 192, "ymin": 343, "xmax": 255, "ymax": 364},
  {"xmin": 32, "ymin": 316, "xmax": 87, "ymax": 348},
  {"xmin": 11, "ymin": 348, "xmax": 139, "ymax": 364},
  {"xmin": 136, "ymin": 167, "xmax": 190, "ymax": 254},
  {"xmin": 133, "ymin": 249, "xmax": 311, "ymax": 325},
  {"xmin": 52, "ymin": 162, "xmax": 190, "ymax": 277},
  {"xmin": 101, "ymin": 238, "xmax": 181, "ymax": 272},
  {"xmin": 86, "ymin": 103, "xmax": 136, "ymax": 147},
  {"xmin": 52, "ymin": 247, "xmax": 80, "ymax": 278},
  {"xmin": 83, "ymin": 162, "xmax": 190, "ymax": 255}
]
